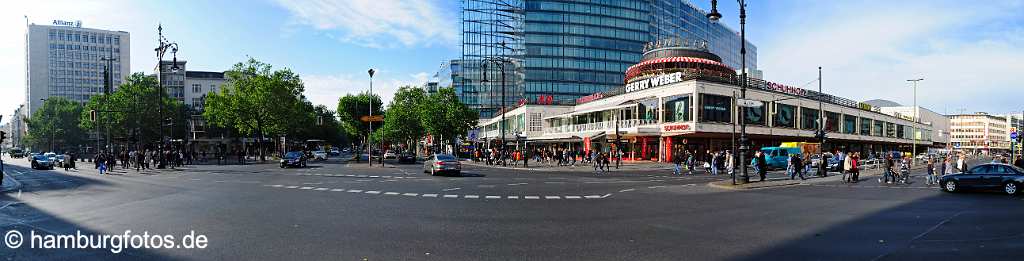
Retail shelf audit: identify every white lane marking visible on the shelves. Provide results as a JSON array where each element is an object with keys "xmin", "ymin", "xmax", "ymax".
[
  {"xmin": 619, "ymin": 188, "xmax": 635, "ymax": 192},
  {"xmin": 300, "ymin": 186, "xmax": 314, "ymax": 190},
  {"xmin": 330, "ymin": 188, "xmax": 346, "ymax": 192},
  {"xmin": 507, "ymin": 196, "xmax": 519, "ymax": 199},
  {"xmin": 524, "ymin": 196, "xmax": 540, "ymax": 199},
  {"xmin": 355, "ymin": 179, "xmax": 373, "ymax": 182},
  {"xmin": 345, "ymin": 174, "xmax": 355, "ymax": 177},
  {"xmin": 285, "ymin": 185, "xmax": 299, "ymax": 189},
  {"xmin": 214, "ymin": 180, "xmax": 227, "ymax": 183},
  {"xmin": 314, "ymin": 188, "xmax": 329, "ymax": 191},
  {"xmin": 369, "ymin": 176, "xmax": 380, "ymax": 178},
  {"xmin": 507, "ymin": 183, "xmax": 528, "ymax": 186},
  {"xmin": 365, "ymin": 191, "xmax": 381, "ymax": 194},
  {"xmin": 565, "ymin": 196, "xmax": 582, "ymax": 199},
  {"xmin": 443, "ymin": 194, "xmax": 459, "ymax": 198},
  {"xmin": 485, "ymin": 196, "xmax": 501, "ymax": 199},
  {"xmin": 422, "ymin": 194, "xmax": 438, "ymax": 198},
  {"xmin": 347, "ymin": 190, "xmax": 364, "ymax": 193},
  {"xmin": 402, "ymin": 193, "xmax": 419, "ymax": 196},
  {"xmin": 545, "ymin": 196, "xmax": 561, "ymax": 199},
  {"xmin": 271, "ymin": 185, "xmax": 284, "ymax": 188},
  {"xmin": 464, "ymin": 195, "xmax": 480, "ymax": 199},
  {"xmin": 477, "ymin": 185, "xmax": 496, "ymax": 188},
  {"xmin": 584, "ymin": 195, "xmax": 601, "ymax": 199},
  {"xmin": 602, "ymin": 193, "xmax": 612, "ymax": 198},
  {"xmin": 384, "ymin": 192, "xmax": 400, "ymax": 195},
  {"xmin": 648, "ymin": 185, "xmax": 665, "ymax": 189},
  {"xmin": 191, "ymin": 178, "xmax": 201, "ymax": 181},
  {"xmin": 442, "ymin": 187, "xmax": 461, "ymax": 191},
  {"xmin": 303, "ymin": 182, "xmax": 323, "ymax": 185}
]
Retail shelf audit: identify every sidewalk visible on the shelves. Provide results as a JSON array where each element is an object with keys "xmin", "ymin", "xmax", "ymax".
[
  {"xmin": 709, "ymin": 157, "xmax": 993, "ymax": 190},
  {"xmin": 462, "ymin": 160, "xmax": 675, "ymax": 172}
]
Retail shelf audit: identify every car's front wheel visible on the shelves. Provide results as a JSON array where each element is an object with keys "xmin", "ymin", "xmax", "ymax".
[
  {"xmin": 944, "ymin": 180, "xmax": 958, "ymax": 192},
  {"xmin": 1004, "ymin": 182, "xmax": 1018, "ymax": 195}
]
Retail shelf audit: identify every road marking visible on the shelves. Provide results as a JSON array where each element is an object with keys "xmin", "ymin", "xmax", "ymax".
[
  {"xmin": 347, "ymin": 190, "xmax": 364, "ymax": 193},
  {"xmin": 271, "ymin": 185, "xmax": 284, "ymax": 188},
  {"xmin": 544, "ymin": 181, "xmax": 566, "ymax": 184},
  {"xmin": 464, "ymin": 195, "xmax": 479, "ymax": 199},
  {"xmin": 299, "ymin": 186, "xmax": 314, "ymax": 190},
  {"xmin": 191, "ymin": 178, "xmax": 201, "ymax": 181},
  {"xmin": 507, "ymin": 196, "xmax": 519, "ymax": 199},
  {"xmin": 422, "ymin": 194, "xmax": 438, "ymax": 198},
  {"xmin": 285, "ymin": 186, "xmax": 299, "ymax": 189},
  {"xmin": 584, "ymin": 195, "xmax": 601, "ymax": 199},
  {"xmin": 314, "ymin": 188, "xmax": 329, "ymax": 191},
  {"xmin": 214, "ymin": 180, "xmax": 227, "ymax": 183},
  {"xmin": 442, "ymin": 187, "xmax": 461, "ymax": 191},
  {"xmin": 402, "ymin": 193, "xmax": 419, "ymax": 196},
  {"xmin": 507, "ymin": 183, "xmax": 528, "ymax": 186},
  {"xmin": 443, "ymin": 194, "xmax": 458, "ymax": 198},
  {"xmin": 619, "ymin": 188, "xmax": 635, "ymax": 192},
  {"xmin": 648, "ymin": 185, "xmax": 665, "ymax": 189},
  {"xmin": 485, "ymin": 196, "xmax": 501, "ymax": 199},
  {"xmin": 303, "ymin": 182, "xmax": 323, "ymax": 185},
  {"xmin": 369, "ymin": 176, "xmax": 380, "ymax": 178},
  {"xmin": 330, "ymin": 188, "xmax": 346, "ymax": 192},
  {"xmin": 524, "ymin": 196, "xmax": 540, "ymax": 199},
  {"xmin": 384, "ymin": 192, "xmax": 400, "ymax": 195},
  {"xmin": 365, "ymin": 191, "xmax": 381, "ymax": 194},
  {"xmin": 565, "ymin": 196, "xmax": 581, "ymax": 199},
  {"xmin": 345, "ymin": 174, "xmax": 355, "ymax": 177},
  {"xmin": 545, "ymin": 196, "xmax": 561, "ymax": 199},
  {"xmin": 602, "ymin": 193, "xmax": 612, "ymax": 198}
]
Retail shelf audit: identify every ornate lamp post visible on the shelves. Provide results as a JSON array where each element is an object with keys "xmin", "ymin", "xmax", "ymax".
[
  {"xmin": 707, "ymin": 0, "xmax": 750, "ymax": 182},
  {"xmin": 155, "ymin": 24, "xmax": 180, "ymax": 168}
]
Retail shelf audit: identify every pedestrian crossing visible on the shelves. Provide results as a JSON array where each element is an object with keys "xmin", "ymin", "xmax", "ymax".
[{"xmin": 261, "ymin": 184, "xmax": 612, "ymax": 200}]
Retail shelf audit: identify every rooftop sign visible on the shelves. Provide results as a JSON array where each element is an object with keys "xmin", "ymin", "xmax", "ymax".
[
  {"xmin": 52, "ymin": 20, "xmax": 82, "ymax": 28},
  {"xmin": 625, "ymin": 72, "xmax": 683, "ymax": 93}
]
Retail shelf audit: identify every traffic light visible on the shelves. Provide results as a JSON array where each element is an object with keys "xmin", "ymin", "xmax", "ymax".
[
  {"xmin": 814, "ymin": 130, "xmax": 828, "ymax": 140},
  {"xmin": 90, "ymin": 110, "xmax": 97, "ymax": 122}
]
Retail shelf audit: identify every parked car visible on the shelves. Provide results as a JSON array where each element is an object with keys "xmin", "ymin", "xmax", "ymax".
[
  {"xmin": 312, "ymin": 150, "xmax": 328, "ymax": 161},
  {"xmin": 280, "ymin": 151, "xmax": 307, "ymax": 168},
  {"xmin": 423, "ymin": 154, "xmax": 461, "ymax": 176},
  {"xmin": 27, "ymin": 153, "xmax": 38, "ymax": 162},
  {"xmin": 397, "ymin": 153, "xmax": 416, "ymax": 164},
  {"xmin": 384, "ymin": 151, "xmax": 397, "ymax": 159},
  {"xmin": 31, "ymin": 154, "xmax": 54, "ymax": 170},
  {"xmin": 941, "ymin": 163, "xmax": 1024, "ymax": 195},
  {"xmin": 329, "ymin": 148, "xmax": 340, "ymax": 156},
  {"xmin": 55, "ymin": 155, "xmax": 66, "ymax": 168}
]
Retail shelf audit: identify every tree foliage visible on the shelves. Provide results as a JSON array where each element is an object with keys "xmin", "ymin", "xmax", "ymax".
[
  {"xmin": 336, "ymin": 92, "xmax": 383, "ymax": 146},
  {"xmin": 25, "ymin": 97, "xmax": 86, "ymax": 152},
  {"xmin": 203, "ymin": 58, "xmax": 307, "ymax": 139},
  {"xmin": 80, "ymin": 73, "xmax": 184, "ymax": 147},
  {"xmin": 421, "ymin": 87, "xmax": 478, "ymax": 150},
  {"xmin": 382, "ymin": 86, "xmax": 427, "ymax": 147}
]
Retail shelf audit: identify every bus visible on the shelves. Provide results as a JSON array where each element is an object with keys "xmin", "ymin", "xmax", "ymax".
[{"xmin": 8, "ymin": 147, "xmax": 25, "ymax": 158}]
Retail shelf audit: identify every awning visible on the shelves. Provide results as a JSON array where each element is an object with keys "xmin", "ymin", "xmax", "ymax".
[{"xmin": 529, "ymin": 131, "xmax": 603, "ymax": 142}]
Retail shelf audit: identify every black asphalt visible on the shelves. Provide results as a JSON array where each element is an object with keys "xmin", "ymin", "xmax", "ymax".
[{"xmin": 0, "ymin": 155, "xmax": 1020, "ymax": 260}]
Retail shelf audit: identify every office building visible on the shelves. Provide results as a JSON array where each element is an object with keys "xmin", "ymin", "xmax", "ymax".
[
  {"xmin": 459, "ymin": 0, "xmax": 757, "ymax": 118},
  {"xmin": 949, "ymin": 113, "xmax": 1009, "ymax": 154},
  {"xmin": 26, "ymin": 20, "xmax": 130, "ymax": 117}
]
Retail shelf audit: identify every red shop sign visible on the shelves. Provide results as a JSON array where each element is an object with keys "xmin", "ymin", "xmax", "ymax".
[{"xmin": 664, "ymin": 124, "xmax": 690, "ymax": 132}]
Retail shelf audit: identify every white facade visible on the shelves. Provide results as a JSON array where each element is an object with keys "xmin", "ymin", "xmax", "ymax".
[
  {"xmin": 184, "ymin": 71, "xmax": 226, "ymax": 110},
  {"xmin": 26, "ymin": 22, "xmax": 130, "ymax": 117},
  {"xmin": 949, "ymin": 113, "xmax": 1008, "ymax": 153},
  {"xmin": 879, "ymin": 106, "xmax": 951, "ymax": 145},
  {"xmin": 477, "ymin": 105, "xmax": 574, "ymax": 142}
]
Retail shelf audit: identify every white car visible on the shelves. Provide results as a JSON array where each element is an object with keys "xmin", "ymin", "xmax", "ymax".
[
  {"xmin": 384, "ymin": 151, "xmax": 397, "ymax": 159},
  {"xmin": 313, "ymin": 151, "xmax": 328, "ymax": 160}
]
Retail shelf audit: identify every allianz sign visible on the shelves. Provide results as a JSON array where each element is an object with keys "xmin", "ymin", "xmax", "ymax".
[{"xmin": 625, "ymin": 72, "xmax": 683, "ymax": 93}]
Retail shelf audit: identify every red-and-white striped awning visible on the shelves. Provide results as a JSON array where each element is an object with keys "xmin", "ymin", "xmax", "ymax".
[{"xmin": 624, "ymin": 57, "xmax": 733, "ymax": 82}]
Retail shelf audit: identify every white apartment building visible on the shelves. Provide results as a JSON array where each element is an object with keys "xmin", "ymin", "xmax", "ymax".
[
  {"xmin": 184, "ymin": 71, "xmax": 226, "ymax": 110},
  {"xmin": 949, "ymin": 113, "xmax": 1008, "ymax": 154},
  {"xmin": 26, "ymin": 20, "xmax": 130, "ymax": 117}
]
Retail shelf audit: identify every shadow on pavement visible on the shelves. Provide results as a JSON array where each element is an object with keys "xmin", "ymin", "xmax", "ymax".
[
  {"xmin": 3, "ymin": 165, "xmax": 115, "ymax": 194},
  {"xmin": 733, "ymin": 191, "xmax": 1024, "ymax": 260}
]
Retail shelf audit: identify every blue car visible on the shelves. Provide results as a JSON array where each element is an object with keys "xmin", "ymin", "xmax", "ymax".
[{"xmin": 31, "ymin": 155, "xmax": 54, "ymax": 170}]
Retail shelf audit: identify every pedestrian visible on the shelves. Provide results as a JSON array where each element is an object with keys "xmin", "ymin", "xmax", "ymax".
[
  {"xmin": 725, "ymin": 151, "xmax": 735, "ymax": 177},
  {"xmin": 789, "ymin": 153, "xmax": 805, "ymax": 180},
  {"xmin": 843, "ymin": 151, "xmax": 853, "ymax": 182},
  {"xmin": 63, "ymin": 152, "xmax": 71, "ymax": 171},
  {"xmin": 1016, "ymin": 156, "xmax": 1024, "ymax": 169},
  {"xmin": 686, "ymin": 151, "xmax": 695, "ymax": 175},
  {"xmin": 850, "ymin": 152, "xmax": 860, "ymax": 182},
  {"xmin": 602, "ymin": 152, "xmax": 611, "ymax": 173},
  {"xmin": 98, "ymin": 153, "xmax": 107, "ymax": 175},
  {"xmin": 673, "ymin": 150, "xmax": 683, "ymax": 175},
  {"xmin": 710, "ymin": 151, "xmax": 720, "ymax": 176},
  {"xmin": 956, "ymin": 154, "xmax": 967, "ymax": 173},
  {"xmin": 925, "ymin": 157, "xmax": 937, "ymax": 186},
  {"xmin": 756, "ymin": 151, "xmax": 768, "ymax": 181}
]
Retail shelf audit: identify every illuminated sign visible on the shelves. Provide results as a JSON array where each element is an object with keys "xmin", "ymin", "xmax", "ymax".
[
  {"xmin": 625, "ymin": 72, "xmax": 683, "ymax": 93},
  {"xmin": 576, "ymin": 93, "xmax": 604, "ymax": 104},
  {"xmin": 663, "ymin": 124, "xmax": 691, "ymax": 132},
  {"xmin": 53, "ymin": 20, "xmax": 82, "ymax": 28},
  {"xmin": 762, "ymin": 81, "xmax": 807, "ymax": 97}
]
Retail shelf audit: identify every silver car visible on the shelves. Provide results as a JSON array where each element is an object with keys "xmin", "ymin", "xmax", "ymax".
[{"xmin": 423, "ymin": 154, "xmax": 461, "ymax": 176}]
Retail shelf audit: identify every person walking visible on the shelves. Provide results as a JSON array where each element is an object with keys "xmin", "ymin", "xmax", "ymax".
[
  {"xmin": 686, "ymin": 151, "xmax": 695, "ymax": 175},
  {"xmin": 956, "ymin": 154, "xmax": 967, "ymax": 173},
  {"xmin": 789, "ymin": 153, "xmax": 806, "ymax": 180},
  {"xmin": 710, "ymin": 151, "xmax": 720, "ymax": 176},
  {"xmin": 843, "ymin": 151, "xmax": 853, "ymax": 183},
  {"xmin": 673, "ymin": 150, "xmax": 683, "ymax": 175},
  {"xmin": 850, "ymin": 152, "xmax": 860, "ymax": 182},
  {"xmin": 925, "ymin": 157, "xmax": 937, "ymax": 186},
  {"xmin": 881, "ymin": 155, "xmax": 894, "ymax": 184},
  {"xmin": 725, "ymin": 151, "xmax": 735, "ymax": 178},
  {"xmin": 98, "ymin": 152, "xmax": 108, "ymax": 175},
  {"xmin": 756, "ymin": 151, "xmax": 768, "ymax": 182}
]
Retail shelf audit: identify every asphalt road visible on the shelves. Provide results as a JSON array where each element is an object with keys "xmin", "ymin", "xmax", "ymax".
[{"xmin": 0, "ymin": 155, "xmax": 1020, "ymax": 260}]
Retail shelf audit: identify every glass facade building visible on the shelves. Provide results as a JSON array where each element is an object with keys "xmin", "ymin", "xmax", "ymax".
[{"xmin": 459, "ymin": 0, "xmax": 757, "ymax": 118}]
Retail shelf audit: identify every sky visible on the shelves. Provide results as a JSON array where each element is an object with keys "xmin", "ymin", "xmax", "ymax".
[{"xmin": 2, "ymin": 0, "xmax": 1023, "ymax": 125}]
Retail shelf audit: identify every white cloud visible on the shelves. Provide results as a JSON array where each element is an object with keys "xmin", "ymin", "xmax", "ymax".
[
  {"xmin": 273, "ymin": 0, "xmax": 458, "ymax": 48},
  {"xmin": 758, "ymin": 0, "xmax": 1024, "ymax": 114},
  {"xmin": 301, "ymin": 71, "xmax": 430, "ymax": 109}
]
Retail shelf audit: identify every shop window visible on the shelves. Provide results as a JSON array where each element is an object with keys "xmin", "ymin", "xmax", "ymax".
[
  {"xmin": 800, "ymin": 107, "xmax": 820, "ymax": 130},
  {"xmin": 843, "ymin": 115, "xmax": 857, "ymax": 134},
  {"xmin": 860, "ymin": 118, "xmax": 872, "ymax": 135},
  {"xmin": 826, "ymin": 111, "xmax": 840, "ymax": 132},
  {"xmin": 638, "ymin": 99, "xmax": 659, "ymax": 122},
  {"xmin": 699, "ymin": 94, "xmax": 731, "ymax": 123},
  {"xmin": 744, "ymin": 104, "xmax": 766, "ymax": 126},
  {"xmin": 773, "ymin": 103, "xmax": 796, "ymax": 128},
  {"xmin": 873, "ymin": 120, "xmax": 884, "ymax": 136},
  {"xmin": 663, "ymin": 95, "xmax": 690, "ymax": 122}
]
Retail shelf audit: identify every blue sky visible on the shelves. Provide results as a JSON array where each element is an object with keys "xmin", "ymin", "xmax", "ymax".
[{"xmin": 3, "ymin": 0, "xmax": 1024, "ymax": 125}]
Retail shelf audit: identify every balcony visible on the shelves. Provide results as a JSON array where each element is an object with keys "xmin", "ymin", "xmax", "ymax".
[{"xmin": 544, "ymin": 119, "xmax": 658, "ymax": 134}]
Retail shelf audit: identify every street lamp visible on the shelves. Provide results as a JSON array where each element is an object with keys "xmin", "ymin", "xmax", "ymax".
[
  {"xmin": 367, "ymin": 68, "xmax": 375, "ymax": 167},
  {"xmin": 481, "ymin": 56, "xmax": 508, "ymax": 165},
  {"xmin": 708, "ymin": 0, "xmax": 750, "ymax": 183},
  {"xmin": 155, "ymin": 24, "xmax": 180, "ymax": 168},
  {"xmin": 907, "ymin": 78, "xmax": 923, "ymax": 164}
]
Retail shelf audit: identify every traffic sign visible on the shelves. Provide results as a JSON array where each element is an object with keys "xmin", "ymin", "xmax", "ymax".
[
  {"xmin": 360, "ymin": 115, "xmax": 384, "ymax": 122},
  {"xmin": 736, "ymin": 99, "xmax": 763, "ymax": 108},
  {"xmin": 1012, "ymin": 131, "xmax": 1018, "ymax": 140}
]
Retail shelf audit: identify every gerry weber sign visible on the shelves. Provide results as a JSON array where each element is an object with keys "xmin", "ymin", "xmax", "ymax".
[
  {"xmin": 625, "ymin": 72, "xmax": 683, "ymax": 93},
  {"xmin": 52, "ymin": 20, "xmax": 82, "ymax": 28}
]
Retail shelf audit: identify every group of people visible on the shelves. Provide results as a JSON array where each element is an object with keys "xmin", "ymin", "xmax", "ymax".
[
  {"xmin": 671, "ymin": 150, "xmax": 733, "ymax": 176},
  {"xmin": 91, "ymin": 149, "xmax": 191, "ymax": 174},
  {"xmin": 472, "ymin": 147, "xmax": 623, "ymax": 172}
]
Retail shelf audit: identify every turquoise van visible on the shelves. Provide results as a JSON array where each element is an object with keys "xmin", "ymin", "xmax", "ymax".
[{"xmin": 759, "ymin": 147, "xmax": 802, "ymax": 170}]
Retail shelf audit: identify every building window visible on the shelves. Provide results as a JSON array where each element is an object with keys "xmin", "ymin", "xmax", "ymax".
[
  {"xmin": 699, "ymin": 94, "xmax": 731, "ymax": 123},
  {"xmin": 825, "ymin": 111, "xmax": 840, "ymax": 132},
  {"xmin": 663, "ymin": 94, "xmax": 690, "ymax": 122},
  {"xmin": 774, "ymin": 103, "xmax": 796, "ymax": 128},
  {"xmin": 886, "ymin": 122, "xmax": 896, "ymax": 138},
  {"xmin": 192, "ymin": 84, "xmax": 201, "ymax": 93},
  {"xmin": 800, "ymin": 107, "xmax": 820, "ymax": 130},
  {"xmin": 638, "ymin": 99, "xmax": 659, "ymax": 122},
  {"xmin": 744, "ymin": 103, "xmax": 766, "ymax": 126},
  {"xmin": 873, "ymin": 120, "xmax": 884, "ymax": 137},
  {"xmin": 843, "ymin": 115, "xmax": 857, "ymax": 135},
  {"xmin": 896, "ymin": 125, "xmax": 905, "ymax": 139}
]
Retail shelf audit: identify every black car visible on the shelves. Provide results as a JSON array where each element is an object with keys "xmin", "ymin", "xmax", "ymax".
[
  {"xmin": 397, "ymin": 153, "xmax": 416, "ymax": 164},
  {"xmin": 280, "ymin": 151, "xmax": 307, "ymax": 168},
  {"xmin": 941, "ymin": 163, "xmax": 1024, "ymax": 195}
]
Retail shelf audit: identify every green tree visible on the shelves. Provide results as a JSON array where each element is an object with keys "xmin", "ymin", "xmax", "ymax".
[
  {"xmin": 336, "ymin": 92, "xmax": 383, "ymax": 148},
  {"xmin": 203, "ymin": 58, "xmax": 307, "ymax": 161},
  {"xmin": 81, "ymin": 73, "xmax": 184, "ymax": 150},
  {"xmin": 421, "ymin": 87, "xmax": 478, "ymax": 153},
  {"xmin": 25, "ymin": 97, "xmax": 86, "ymax": 152},
  {"xmin": 382, "ymin": 86, "xmax": 427, "ymax": 149}
]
